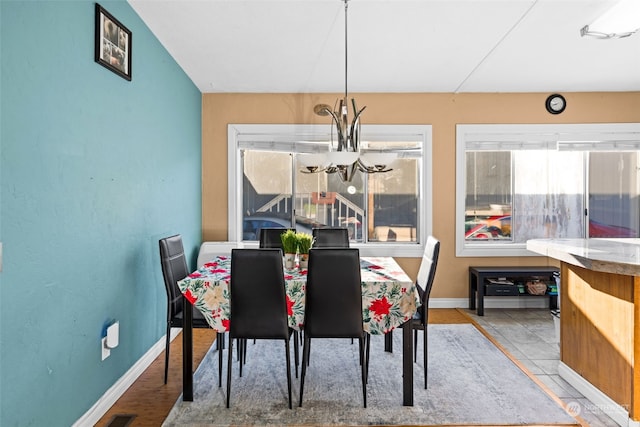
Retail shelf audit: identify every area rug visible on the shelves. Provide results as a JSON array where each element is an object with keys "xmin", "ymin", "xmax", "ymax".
[{"xmin": 162, "ymin": 324, "xmax": 578, "ymax": 426}]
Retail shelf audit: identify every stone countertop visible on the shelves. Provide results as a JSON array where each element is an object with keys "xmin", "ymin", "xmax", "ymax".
[{"xmin": 526, "ymin": 238, "xmax": 640, "ymax": 276}]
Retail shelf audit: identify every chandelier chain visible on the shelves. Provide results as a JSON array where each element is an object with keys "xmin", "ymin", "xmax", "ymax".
[{"xmin": 344, "ymin": 0, "xmax": 349, "ymax": 102}]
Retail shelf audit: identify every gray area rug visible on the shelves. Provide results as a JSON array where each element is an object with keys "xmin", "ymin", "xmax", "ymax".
[{"xmin": 163, "ymin": 324, "xmax": 577, "ymax": 426}]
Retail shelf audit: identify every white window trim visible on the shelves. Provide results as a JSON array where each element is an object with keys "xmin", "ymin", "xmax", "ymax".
[
  {"xmin": 456, "ymin": 123, "xmax": 640, "ymax": 257},
  {"xmin": 228, "ymin": 124, "xmax": 433, "ymax": 257}
]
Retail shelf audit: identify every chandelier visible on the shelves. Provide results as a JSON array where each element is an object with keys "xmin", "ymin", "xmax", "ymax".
[{"xmin": 300, "ymin": 0, "xmax": 396, "ymax": 183}]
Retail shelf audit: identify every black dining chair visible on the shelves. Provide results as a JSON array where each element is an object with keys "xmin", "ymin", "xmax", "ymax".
[
  {"xmin": 311, "ymin": 227, "xmax": 350, "ymax": 248},
  {"xmin": 256, "ymin": 227, "xmax": 299, "ymax": 348},
  {"xmin": 259, "ymin": 227, "xmax": 294, "ymax": 250},
  {"xmin": 227, "ymin": 248, "xmax": 297, "ymax": 409},
  {"xmin": 159, "ymin": 235, "xmax": 225, "ymax": 385},
  {"xmin": 412, "ymin": 235, "xmax": 440, "ymax": 389},
  {"xmin": 299, "ymin": 248, "xmax": 369, "ymax": 408}
]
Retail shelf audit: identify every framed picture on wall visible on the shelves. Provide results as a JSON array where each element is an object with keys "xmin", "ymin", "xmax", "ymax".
[{"xmin": 94, "ymin": 3, "xmax": 132, "ymax": 81}]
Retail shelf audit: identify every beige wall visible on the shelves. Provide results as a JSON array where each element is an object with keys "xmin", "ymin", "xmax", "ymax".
[{"xmin": 202, "ymin": 92, "xmax": 640, "ymax": 299}]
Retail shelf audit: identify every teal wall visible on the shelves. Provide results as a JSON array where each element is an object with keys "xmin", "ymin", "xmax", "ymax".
[{"xmin": 0, "ymin": 1, "xmax": 202, "ymax": 425}]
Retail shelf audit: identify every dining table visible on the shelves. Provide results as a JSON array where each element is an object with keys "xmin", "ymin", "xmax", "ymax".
[{"xmin": 177, "ymin": 253, "xmax": 419, "ymax": 406}]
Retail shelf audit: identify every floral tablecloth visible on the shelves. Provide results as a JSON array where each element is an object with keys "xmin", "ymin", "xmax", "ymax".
[{"xmin": 177, "ymin": 255, "xmax": 419, "ymax": 335}]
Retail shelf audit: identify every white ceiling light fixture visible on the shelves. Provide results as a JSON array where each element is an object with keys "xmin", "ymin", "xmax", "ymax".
[
  {"xmin": 300, "ymin": 0, "xmax": 396, "ymax": 183},
  {"xmin": 580, "ymin": 0, "xmax": 640, "ymax": 39}
]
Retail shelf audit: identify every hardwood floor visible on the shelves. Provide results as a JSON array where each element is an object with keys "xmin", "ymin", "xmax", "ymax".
[
  {"xmin": 95, "ymin": 328, "xmax": 217, "ymax": 427},
  {"xmin": 94, "ymin": 309, "xmax": 470, "ymax": 426}
]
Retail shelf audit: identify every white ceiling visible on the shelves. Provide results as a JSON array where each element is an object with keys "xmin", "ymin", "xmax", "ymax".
[{"xmin": 128, "ymin": 0, "xmax": 640, "ymax": 94}]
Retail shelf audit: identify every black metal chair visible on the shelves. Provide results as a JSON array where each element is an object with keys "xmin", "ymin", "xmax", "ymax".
[
  {"xmin": 259, "ymin": 227, "xmax": 294, "ymax": 250},
  {"xmin": 159, "ymin": 235, "xmax": 224, "ymax": 385},
  {"xmin": 311, "ymin": 227, "xmax": 350, "ymax": 248},
  {"xmin": 299, "ymin": 248, "xmax": 369, "ymax": 408},
  {"xmin": 411, "ymin": 235, "xmax": 440, "ymax": 389},
  {"xmin": 227, "ymin": 248, "xmax": 297, "ymax": 409}
]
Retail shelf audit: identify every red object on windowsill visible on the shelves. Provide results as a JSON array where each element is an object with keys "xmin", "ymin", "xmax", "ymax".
[{"xmin": 311, "ymin": 191, "xmax": 337, "ymax": 204}]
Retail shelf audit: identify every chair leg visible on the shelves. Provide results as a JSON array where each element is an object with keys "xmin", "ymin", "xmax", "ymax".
[
  {"xmin": 293, "ymin": 331, "xmax": 299, "ymax": 378},
  {"xmin": 164, "ymin": 323, "xmax": 171, "ymax": 384},
  {"xmin": 423, "ymin": 327, "xmax": 428, "ymax": 389},
  {"xmin": 238, "ymin": 339, "xmax": 244, "ymax": 378},
  {"xmin": 414, "ymin": 329, "xmax": 418, "ymax": 362},
  {"xmin": 365, "ymin": 334, "xmax": 370, "ymax": 384},
  {"xmin": 284, "ymin": 339, "xmax": 292, "ymax": 409},
  {"xmin": 242, "ymin": 338, "xmax": 248, "ymax": 365},
  {"xmin": 217, "ymin": 332, "xmax": 224, "ymax": 387},
  {"xmin": 298, "ymin": 335, "xmax": 311, "ymax": 407},
  {"xmin": 226, "ymin": 336, "xmax": 234, "ymax": 408},
  {"xmin": 358, "ymin": 336, "xmax": 367, "ymax": 408}
]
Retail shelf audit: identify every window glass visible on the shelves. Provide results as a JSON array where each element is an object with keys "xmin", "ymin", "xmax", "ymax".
[
  {"xmin": 242, "ymin": 150, "xmax": 294, "ymax": 240},
  {"xmin": 229, "ymin": 124, "xmax": 431, "ymax": 257},
  {"xmin": 465, "ymin": 151, "xmax": 512, "ymax": 242},
  {"xmin": 456, "ymin": 123, "xmax": 640, "ymax": 257},
  {"xmin": 511, "ymin": 150, "xmax": 584, "ymax": 242},
  {"xmin": 295, "ymin": 159, "xmax": 365, "ymax": 242},
  {"xmin": 589, "ymin": 152, "xmax": 639, "ymax": 238},
  {"xmin": 369, "ymin": 158, "xmax": 419, "ymax": 242}
]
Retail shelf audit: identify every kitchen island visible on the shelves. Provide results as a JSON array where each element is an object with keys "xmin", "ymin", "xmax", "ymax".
[{"xmin": 527, "ymin": 238, "xmax": 640, "ymax": 426}]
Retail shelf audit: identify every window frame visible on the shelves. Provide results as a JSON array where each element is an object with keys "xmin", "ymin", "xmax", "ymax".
[
  {"xmin": 456, "ymin": 123, "xmax": 640, "ymax": 257},
  {"xmin": 228, "ymin": 124, "xmax": 433, "ymax": 257}
]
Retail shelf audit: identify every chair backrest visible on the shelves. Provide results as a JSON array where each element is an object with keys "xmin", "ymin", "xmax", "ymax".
[
  {"xmin": 197, "ymin": 241, "xmax": 242, "ymax": 267},
  {"xmin": 229, "ymin": 249, "xmax": 289, "ymax": 339},
  {"xmin": 304, "ymin": 248, "xmax": 363, "ymax": 338},
  {"xmin": 159, "ymin": 235, "xmax": 190, "ymax": 320},
  {"xmin": 259, "ymin": 227, "xmax": 294, "ymax": 250},
  {"xmin": 416, "ymin": 235, "xmax": 440, "ymax": 307},
  {"xmin": 312, "ymin": 227, "xmax": 350, "ymax": 248}
]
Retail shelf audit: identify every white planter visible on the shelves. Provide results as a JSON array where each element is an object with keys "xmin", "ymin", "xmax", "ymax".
[
  {"xmin": 283, "ymin": 253, "xmax": 296, "ymax": 270},
  {"xmin": 298, "ymin": 253, "xmax": 309, "ymax": 269}
]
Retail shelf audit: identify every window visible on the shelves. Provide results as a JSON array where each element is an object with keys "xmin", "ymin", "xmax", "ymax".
[
  {"xmin": 456, "ymin": 124, "xmax": 640, "ymax": 257},
  {"xmin": 228, "ymin": 124, "xmax": 432, "ymax": 257}
]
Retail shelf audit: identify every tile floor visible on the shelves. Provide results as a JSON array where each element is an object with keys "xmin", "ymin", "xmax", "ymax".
[{"xmin": 465, "ymin": 308, "xmax": 619, "ymax": 427}]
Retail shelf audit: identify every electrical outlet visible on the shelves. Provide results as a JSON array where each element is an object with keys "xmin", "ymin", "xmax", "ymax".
[{"xmin": 101, "ymin": 337, "xmax": 110, "ymax": 360}]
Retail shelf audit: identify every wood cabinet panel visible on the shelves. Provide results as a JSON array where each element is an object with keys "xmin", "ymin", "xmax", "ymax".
[{"xmin": 560, "ymin": 263, "xmax": 634, "ymax": 411}]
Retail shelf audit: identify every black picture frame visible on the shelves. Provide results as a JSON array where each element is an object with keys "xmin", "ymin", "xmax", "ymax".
[{"xmin": 95, "ymin": 3, "xmax": 132, "ymax": 81}]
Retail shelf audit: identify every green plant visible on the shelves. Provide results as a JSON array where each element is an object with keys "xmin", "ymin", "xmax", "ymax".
[
  {"xmin": 280, "ymin": 229, "xmax": 298, "ymax": 254},
  {"xmin": 296, "ymin": 232, "xmax": 314, "ymax": 254}
]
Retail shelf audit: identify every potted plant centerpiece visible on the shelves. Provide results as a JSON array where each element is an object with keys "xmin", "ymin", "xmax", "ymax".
[
  {"xmin": 280, "ymin": 229, "xmax": 298, "ymax": 269},
  {"xmin": 296, "ymin": 232, "xmax": 313, "ymax": 269}
]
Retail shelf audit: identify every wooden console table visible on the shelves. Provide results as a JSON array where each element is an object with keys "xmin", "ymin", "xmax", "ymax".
[{"xmin": 469, "ymin": 266, "xmax": 559, "ymax": 316}]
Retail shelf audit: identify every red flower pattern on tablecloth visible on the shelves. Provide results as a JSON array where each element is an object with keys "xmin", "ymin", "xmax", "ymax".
[
  {"xmin": 184, "ymin": 289, "xmax": 197, "ymax": 304},
  {"xmin": 177, "ymin": 255, "xmax": 417, "ymax": 335},
  {"xmin": 286, "ymin": 295, "xmax": 294, "ymax": 316},
  {"xmin": 369, "ymin": 296, "xmax": 392, "ymax": 318}
]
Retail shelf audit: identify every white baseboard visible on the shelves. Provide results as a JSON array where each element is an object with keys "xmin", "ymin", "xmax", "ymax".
[
  {"xmin": 558, "ymin": 361, "xmax": 629, "ymax": 427},
  {"xmin": 428, "ymin": 297, "xmax": 548, "ymax": 310},
  {"xmin": 428, "ymin": 298, "xmax": 469, "ymax": 308},
  {"xmin": 73, "ymin": 328, "xmax": 180, "ymax": 427}
]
